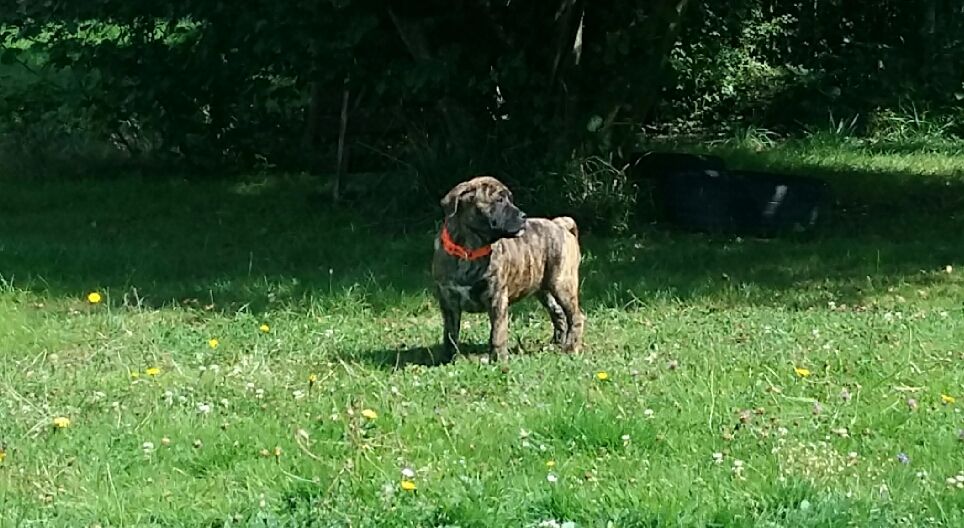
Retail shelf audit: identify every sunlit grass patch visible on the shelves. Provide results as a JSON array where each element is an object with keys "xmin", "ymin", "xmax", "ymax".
[{"xmin": 2, "ymin": 140, "xmax": 964, "ymax": 525}]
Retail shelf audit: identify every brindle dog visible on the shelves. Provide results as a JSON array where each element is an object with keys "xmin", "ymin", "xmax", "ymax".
[{"xmin": 432, "ymin": 176, "xmax": 585, "ymax": 363}]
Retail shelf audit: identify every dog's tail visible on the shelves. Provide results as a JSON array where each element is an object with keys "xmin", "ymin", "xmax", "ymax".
[{"xmin": 552, "ymin": 216, "xmax": 579, "ymax": 239}]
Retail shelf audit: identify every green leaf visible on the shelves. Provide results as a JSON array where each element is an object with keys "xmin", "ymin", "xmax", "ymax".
[{"xmin": 586, "ymin": 115, "xmax": 604, "ymax": 132}]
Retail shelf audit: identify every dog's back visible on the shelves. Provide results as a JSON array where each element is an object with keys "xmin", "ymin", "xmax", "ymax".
[
  {"xmin": 551, "ymin": 216, "xmax": 578, "ymax": 240},
  {"xmin": 493, "ymin": 216, "xmax": 580, "ymax": 302},
  {"xmin": 496, "ymin": 217, "xmax": 578, "ymax": 263}
]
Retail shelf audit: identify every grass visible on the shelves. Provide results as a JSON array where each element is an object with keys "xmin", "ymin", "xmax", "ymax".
[{"xmin": 2, "ymin": 139, "xmax": 964, "ymax": 527}]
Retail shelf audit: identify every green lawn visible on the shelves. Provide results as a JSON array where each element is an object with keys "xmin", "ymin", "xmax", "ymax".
[{"xmin": 1, "ymin": 141, "xmax": 963, "ymax": 527}]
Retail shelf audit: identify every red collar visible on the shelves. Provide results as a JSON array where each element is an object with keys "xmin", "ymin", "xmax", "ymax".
[{"xmin": 440, "ymin": 223, "xmax": 492, "ymax": 261}]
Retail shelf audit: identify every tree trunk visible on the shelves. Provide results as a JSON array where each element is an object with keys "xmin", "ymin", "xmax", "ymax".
[
  {"xmin": 387, "ymin": 7, "xmax": 477, "ymax": 149},
  {"xmin": 919, "ymin": 0, "xmax": 937, "ymax": 78},
  {"xmin": 332, "ymin": 80, "xmax": 350, "ymax": 204},
  {"xmin": 304, "ymin": 81, "xmax": 323, "ymax": 148},
  {"xmin": 549, "ymin": 0, "xmax": 586, "ymax": 156},
  {"xmin": 550, "ymin": 0, "xmax": 584, "ymax": 87},
  {"xmin": 630, "ymin": 0, "xmax": 691, "ymax": 126}
]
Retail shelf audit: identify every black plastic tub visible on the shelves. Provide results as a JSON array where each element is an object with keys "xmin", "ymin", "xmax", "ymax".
[
  {"xmin": 652, "ymin": 168, "xmax": 736, "ymax": 232},
  {"xmin": 627, "ymin": 151, "xmax": 726, "ymax": 178},
  {"xmin": 628, "ymin": 152, "xmax": 729, "ymax": 227},
  {"xmin": 649, "ymin": 167, "xmax": 831, "ymax": 235},
  {"xmin": 728, "ymin": 170, "xmax": 831, "ymax": 235}
]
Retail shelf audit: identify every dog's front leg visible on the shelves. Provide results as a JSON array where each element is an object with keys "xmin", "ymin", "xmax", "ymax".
[
  {"xmin": 439, "ymin": 295, "xmax": 462, "ymax": 363},
  {"xmin": 488, "ymin": 290, "xmax": 510, "ymax": 363}
]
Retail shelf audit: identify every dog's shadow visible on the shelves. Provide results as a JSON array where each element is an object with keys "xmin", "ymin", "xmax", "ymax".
[
  {"xmin": 360, "ymin": 337, "xmax": 560, "ymax": 370},
  {"xmin": 360, "ymin": 343, "xmax": 491, "ymax": 370}
]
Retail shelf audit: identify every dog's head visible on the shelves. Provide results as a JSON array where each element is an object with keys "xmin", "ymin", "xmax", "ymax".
[{"xmin": 441, "ymin": 176, "xmax": 527, "ymax": 239}]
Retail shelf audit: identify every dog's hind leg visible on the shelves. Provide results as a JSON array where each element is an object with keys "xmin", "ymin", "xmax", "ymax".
[
  {"xmin": 539, "ymin": 292, "xmax": 569, "ymax": 346},
  {"xmin": 550, "ymin": 281, "xmax": 584, "ymax": 354}
]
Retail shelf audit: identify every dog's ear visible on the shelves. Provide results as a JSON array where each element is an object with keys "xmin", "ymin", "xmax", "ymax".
[{"xmin": 441, "ymin": 186, "xmax": 474, "ymax": 217}]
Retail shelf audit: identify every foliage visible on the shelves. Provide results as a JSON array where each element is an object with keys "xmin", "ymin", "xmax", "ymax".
[{"xmin": 0, "ymin": 1, "xmax": 962, "ymax": 196}]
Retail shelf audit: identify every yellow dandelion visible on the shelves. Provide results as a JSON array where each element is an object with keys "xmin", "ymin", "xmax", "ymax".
[
  {"xmin": 145, "ymin": 367, "xmax": 161, "ymax": 377},
  {"xmin": 308, "ymin": 373, "xmax": 318, "ymax": 386},
  {"xmin": 794, "ymin": 367, "xmax": 811, "ymax": 378},
  {"xmin": 208, "ymin": 338, "xmax": 219, "ymax": 349},
  {"xmin": 0, "ymin": 447, "xmax": 6, "ymax": 463},
  {"xmin": 941, "ymin": 394, "xmax": 956, "ymax": 405},
  {"xmin": 546, "ymin": 460, "xmax": 556, "ymax": 468},
  {"xmin": 53, "ymin": 416, "xmax": 71, "ymax": 429},
  {"xmin": 596, "ymin": 371, "xmax": 609, "ymax": 381},
  {"xmin": 361, "ymin": 409, "xmax": 378, "ymax": 420},
  {"xmin": 259, "ymin": 324, "xmax": 270, "ymax": 333},
  {"xmin": 87, "ymin": 292, "xmax": 102, "ymax": 304},
  {"xmin": 401, "ymin": 480, "xmax": 417, "ymax": 492}
]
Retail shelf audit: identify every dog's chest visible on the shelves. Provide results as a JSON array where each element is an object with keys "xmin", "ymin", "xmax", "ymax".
[{"xmin": 439, "ymin": 279, "xmax": 490, "ymax": 313}]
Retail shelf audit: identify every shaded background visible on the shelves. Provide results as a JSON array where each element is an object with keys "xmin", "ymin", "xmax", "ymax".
[
  {"xmin": 1, "ymin": 0, "xmax": 962, "ymax": 313},
  {"xmin": 1, "ymin": 1, "xmax": 961, "ymax": 196}
]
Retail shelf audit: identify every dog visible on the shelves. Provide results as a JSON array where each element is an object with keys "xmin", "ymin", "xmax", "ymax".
[{"xmin": 431, "ymin": 176, "xmax": 585, "ymax": 363}]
